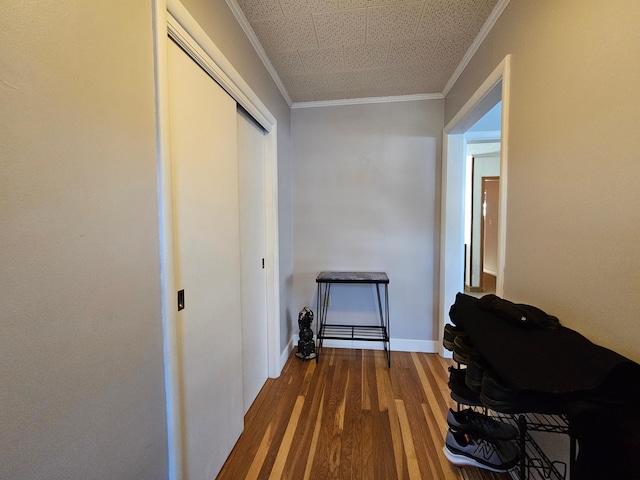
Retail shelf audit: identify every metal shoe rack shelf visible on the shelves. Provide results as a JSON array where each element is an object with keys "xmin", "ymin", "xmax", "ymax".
[
  {"xmin": 491, "ymin": 410, "xmax": 570, "ymax": 480},
  {"xmin": 452, "ymin": 364, "xmax": 573, "ymax": 480}
]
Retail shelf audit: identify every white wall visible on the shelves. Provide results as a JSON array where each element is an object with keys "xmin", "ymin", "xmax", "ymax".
[
  {"xmin": 446, "ymin": 0, "xmax": 640, "ymax": 362},
  {"xmin": 292, "ymin": 100, "xmax": 444, "ymax": 348},
  {"xmin": 1, "ymin": 2, "xmax": 167, "ymax": 478}
]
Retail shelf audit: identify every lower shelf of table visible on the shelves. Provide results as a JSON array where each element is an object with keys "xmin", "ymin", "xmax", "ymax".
[
  {"xmin": 317, "ymin": 324, "xmax": 389, "ymax": 342},
  {"xmin": 316, "ymin": 324, "xmax": 391, "ymax": 366}
]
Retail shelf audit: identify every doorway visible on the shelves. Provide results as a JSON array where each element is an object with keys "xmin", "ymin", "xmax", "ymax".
[
  {"xmin": 438, "ymin": 55, "xmax": 511, "ymax": 356},
  {"xmin": 464, "ymin": 138, "xmax": 501, "ymax": 295},
  {"xmin": 480, "ymin": 176, "xmax": 499, "ymax": 294}
]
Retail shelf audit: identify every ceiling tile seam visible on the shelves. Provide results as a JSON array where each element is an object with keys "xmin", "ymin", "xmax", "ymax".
[
  {"xmin": 310, "ymin": 7, "xmax": 320, "ymax": 55},
  {"xmin": 310, "ymin": 12, "xmax": 323, "ymax": 54},
  {"xmin": 382, "ymin": 35, "xmax": 391, "ymax": 67},
  {"xmin": 293, "ymin": 50, "xmax": 304, "ymax": 74},
  {"xmin": 312, "ymin": 6, "xmax": 367, "ymax": 16},
  {"xmin": 364, "ymin": 5, "xmax": 369, "ymax": 44},
  {"xmin": 386, "ymin": 1, "xmax": 427, "ymax": 69},
  {"xmin": 413, "ymin": 1, "xmax": 427, "ymax": 40},
  {"xmin": 275, "ymin": 0, "xmax": 285, "ymax": 17},
  {"xmin": 430, "ymin": 36, "xmax": 444, "ymax": 67},
  {"xmin": 310, "ymin": 8, "xmax": 368, "ymax": 48},
  {"xmin": 308, "ymin": 14, "xmax": 348, "ymax": 72}
]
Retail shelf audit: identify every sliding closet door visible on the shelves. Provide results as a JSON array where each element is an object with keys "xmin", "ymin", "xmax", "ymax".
[
  {"xmin": 237, "ymin": 109, "xmax": 268, "ymax": 414},
  {"xmin": 167, "ymin": 40, "xmax": 243, "ymax": 479}
]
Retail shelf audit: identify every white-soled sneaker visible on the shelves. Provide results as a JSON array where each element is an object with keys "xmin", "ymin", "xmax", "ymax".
[{"xmin": 443, "ymin": 428, "xmax": 519, "ymax": 472}]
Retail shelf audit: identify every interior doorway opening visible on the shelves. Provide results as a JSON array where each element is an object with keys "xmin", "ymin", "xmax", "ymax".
[
  {"xmin": 438, "ymin": 55, "xmax": 510, "ymax": 356},
  {"xmin": 463, "ymin": 102, "xmax": 502, "ymax": 295},
  {"xmin": 480, "ymin": 176, "xmax": 500, "ymax": 294}
]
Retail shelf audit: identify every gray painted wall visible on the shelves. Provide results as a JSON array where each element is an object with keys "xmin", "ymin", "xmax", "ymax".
[{"xmin": 291, "ymin": 100, "xmax": 444, "ymax": 346}]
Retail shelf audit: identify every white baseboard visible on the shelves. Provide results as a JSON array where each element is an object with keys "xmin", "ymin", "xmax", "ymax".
[
  {"xmin": 278, "ymin": 336, "xmax": 295, "ymax": 374},
  {"xmin": 283, "ymin": 335, "xmax": 440, "ymax": 360},
  {"xmin": 391, "ymin": 338, "xmax": 439, "ymax": 353}
]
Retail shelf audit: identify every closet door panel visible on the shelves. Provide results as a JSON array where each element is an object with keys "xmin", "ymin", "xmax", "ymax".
[
  {"xmin": 168, "ymin": 39, "xmax": 243, "ymax": 479},
  {"xmin": 237, "ymin": 109, "xmax": 268, "ymax": 414}
]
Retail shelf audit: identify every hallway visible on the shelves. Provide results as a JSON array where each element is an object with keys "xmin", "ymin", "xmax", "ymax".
[{"xmin": 217, "ymin": 348, "xmax": 509, "ymax": 479}]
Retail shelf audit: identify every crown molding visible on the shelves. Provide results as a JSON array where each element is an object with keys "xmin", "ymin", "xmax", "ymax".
[
  {"xmin": 292, "ymin": 92, "xmax": 444, "ymax": 109},
  {"xmin": 442, "ymin": 0, "xmax": 511, "ymax": 97},
  {"xmin": 225, "ymin": 0, "xmax": 293, "ymax": 107},
  {"xmin": 226, "ymin": 0, "xmax": 509, "ymax": 108}
]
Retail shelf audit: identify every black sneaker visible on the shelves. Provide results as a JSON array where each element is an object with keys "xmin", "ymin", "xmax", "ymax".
[
  {"xmin": 448, "ymin": 367, "xmax": 483, "ymax": 406},
  {"xmin": 480, "ymin": 371, "xmax": 566, "ymax": 415},
  {"xmin": 444, "ymin": 429, "xmax": 520, "ymax": 472},
  {"xmin": 443, "ymin": 323, "xmax": 463, "ymax": 351},
  {"xmin": 464, "ymin": 354, "xmax": 485, "ymax": 392},
  {"xmin": 452, "ymin": 334, "xmax": 475, "ymax": 365},
  {"xmin": 447, "ymin": 408, "xmax": 519, "ymax": 440}
]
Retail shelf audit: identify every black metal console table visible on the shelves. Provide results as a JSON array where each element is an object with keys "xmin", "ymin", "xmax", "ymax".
[{"xmin": 315, "ymin": 271, "xmax": 390, "ymax": 367}]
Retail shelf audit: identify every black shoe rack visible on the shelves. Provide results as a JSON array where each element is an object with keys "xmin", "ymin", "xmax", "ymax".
[
  {"xmin": 446, "ymin": 293, "xmax": 640, "ymax": 479},
  {"xmin": 450, "ymin": 363, "xmax": 573, "ymax": 480},
  {"xmin": 491, "ymin": 410, "xmax": 570, "ymax": 480}
]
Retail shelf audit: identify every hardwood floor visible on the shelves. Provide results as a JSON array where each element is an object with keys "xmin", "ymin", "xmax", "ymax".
[{"xmin": 217, "ymin": 348, "xmax": 510, "ymax": 480}]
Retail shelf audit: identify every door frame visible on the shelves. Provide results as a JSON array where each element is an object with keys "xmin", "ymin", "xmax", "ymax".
[
  {"xmin": 438, "ymin": 55, "xmax": 510, "ymax": 356},
  {"xmin": 153, "ymin": 1, "xmax": 281, "ymax": 478}
]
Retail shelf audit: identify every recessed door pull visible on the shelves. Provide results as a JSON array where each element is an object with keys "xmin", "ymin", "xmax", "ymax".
[{"xmin": 177, "ymin": 289, "xmax": 185, "ymax": 311}]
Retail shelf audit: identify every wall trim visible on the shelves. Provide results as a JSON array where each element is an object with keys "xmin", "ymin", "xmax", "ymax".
[
  {"xmin": 291, "ymin": 93, "xmax": 444, "ymax": 109},
  {"xmin": 319, "ymin": 339, "xmax": 438, "ymax": 353},
  {"xmin": 289, "ymin": 335, "xmax": 438, "ymax": 355},
  {"xmin": 439, "ymin": 55, "xmax": 511, "ymax": 358},
  {"xmin": 152, "ymin": 2, "xmax": 182, "ymax": 479},
  {"xmin": 391, "ymin": 339, "xmax": 439, "ymax": 353},
  {"xmin": 280, "ymin": 335, "xmax": 296, "ymax": 371}
]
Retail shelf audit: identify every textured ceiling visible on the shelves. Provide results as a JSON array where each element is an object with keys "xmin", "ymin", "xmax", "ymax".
[{"xmin": 231, "ymin": 0, "xmax": 500, "ymax": 104}]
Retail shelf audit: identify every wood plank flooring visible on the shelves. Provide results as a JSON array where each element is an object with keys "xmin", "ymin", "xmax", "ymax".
[{"xmin": 217, "ymin": 348, "xmax": 510, "ymax": 480}]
